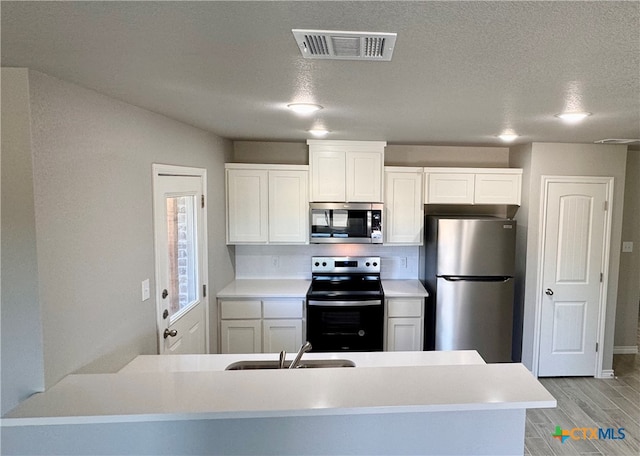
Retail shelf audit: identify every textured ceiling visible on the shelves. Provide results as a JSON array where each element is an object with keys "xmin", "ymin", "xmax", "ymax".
[{"xmin": 2, "ymin": 1, "xmax": 639, "ymax": 147}]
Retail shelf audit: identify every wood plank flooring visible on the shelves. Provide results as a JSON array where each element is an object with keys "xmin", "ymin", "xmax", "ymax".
[{"xmin": 525, "ymin": 325, "xmax": 640, "ymax": 455}]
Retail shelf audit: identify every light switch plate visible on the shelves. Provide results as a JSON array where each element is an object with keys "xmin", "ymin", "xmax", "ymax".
[
  {"xmin": 622, "ymin": 241, "xmax": 633, "ymax": 253},
  {"xmin": 141, "ymin": 279, "xmax": 150, "ymax": 301}
]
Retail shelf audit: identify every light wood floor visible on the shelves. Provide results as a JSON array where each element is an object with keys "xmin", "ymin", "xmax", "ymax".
[{"xmin": 525, "ymin": 324, "xmax": 640, "ymax": 456}]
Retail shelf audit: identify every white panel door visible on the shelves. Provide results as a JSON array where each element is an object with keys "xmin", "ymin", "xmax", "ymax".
[
  {"xmin": 474, "ymin": 173, "xmax": 522, "ymax": 205},
  {"xmin": 387, "ymin": 318, "xmax": 422, "ymax": 351},
  {"xmin": 153, "ymin": 166, "xmax": 208, "ymax": 355},
  {"xmin": 538, "ymin": 181, "xmax": 608, "ymax": 376},
  {"xmin": 220, "ymin": 320, "xmax": 262, "ymax": 354},
  {"xmin": 425, "ymin": 173, "xmax": 474, "ymax": 204}
]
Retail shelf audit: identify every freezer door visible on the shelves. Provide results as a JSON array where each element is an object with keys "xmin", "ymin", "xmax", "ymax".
[
  {"xmin": 437, "ymin": 218, "xmax": 516, "ymax": 276},
  {"xmin": 435, "ymin": 277, "xmax": 513, "ymax": 362}
]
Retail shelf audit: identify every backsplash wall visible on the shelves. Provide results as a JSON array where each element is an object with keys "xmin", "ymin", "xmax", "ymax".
[{"xmin": 235, "ymin": 245, "xmax": 420, "ymax": 279}]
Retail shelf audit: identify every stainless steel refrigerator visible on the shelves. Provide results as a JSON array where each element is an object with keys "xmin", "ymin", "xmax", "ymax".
[{"xmin": 420, "ymin": 216, "xmax": 516, "ymax": 362}]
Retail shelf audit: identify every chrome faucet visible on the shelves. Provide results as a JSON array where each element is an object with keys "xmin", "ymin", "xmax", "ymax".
[
  {"xmin": 278, "ymin": 350, "xmax": 287, "ymax": 369},
  {"xmin": 288, "ymin": 341, "xmax": 312, "ymax": 369}
]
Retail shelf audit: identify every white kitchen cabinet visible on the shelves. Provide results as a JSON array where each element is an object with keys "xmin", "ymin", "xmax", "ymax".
[
  {"xmin": 263, "ymin": 319, "xmax": 303, "ymax": 353},
  {"xmin": 384, "ymin": 167, "xmax": 423, "ymax": 244},
  {"xmin": 308, "ymin": 140, "xmax": 386, "ymax": 202},
  {"xmin": 424, "ymin": 168, "xmax": 522, "ymax": 205},
  {"xmin": 385, "ymin": 298, "xmax": 424, "ymax": 351},
  {"xmin": 226, "ymin": 168, "xmax": 269, "ymax": 243},
  {"xmin": 220, "ymin": 320, "xmax": 262, "ymax": 354},
  {"xmin": 226, "ymin": 164, "xmax": 309, "ymax": 244},
  {"xmin": 219, "ymin": 298, "xmax": 304, "ymax": 354}
]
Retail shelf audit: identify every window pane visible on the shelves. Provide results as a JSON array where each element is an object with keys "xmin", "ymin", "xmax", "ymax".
[{"xmin": 166, "ymin": 195, "xmax": 198, "ymax": 320}]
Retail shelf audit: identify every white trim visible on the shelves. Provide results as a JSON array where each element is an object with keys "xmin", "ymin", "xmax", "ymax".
[
  {"xmin": 533, "ymin": 175, "xmax": 614, "ymax": 378},
  {"xmin": 152, "ymin": 164, "xmax": 210, "ymax": 355},
  {"xmin": 613, "ymin": 345, "xmax": 639, "ymax": 355}
]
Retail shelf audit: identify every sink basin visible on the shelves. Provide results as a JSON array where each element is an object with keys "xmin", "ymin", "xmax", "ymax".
[{"xmin": 225, "ymin": 359, "xmax": 356, "ymax": 370}]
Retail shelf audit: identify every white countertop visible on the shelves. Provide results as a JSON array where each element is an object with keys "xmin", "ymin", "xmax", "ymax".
[
  {"xmin": 216, "ymin": 279, "xmax": 427, "ymax": 298},
  {"xmin": 3, "ymin": 352, "xmax": 555, "ymax": 426},
  {"xmin": 119, "ymin": 350, "xmax": 482, "ymax": 373}
]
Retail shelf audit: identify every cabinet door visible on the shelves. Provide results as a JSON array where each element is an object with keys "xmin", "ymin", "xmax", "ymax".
[
  {"xmin": 263, "ymin": 319, "xmax": 303, "ymax": 353},
  {"xmin": 269, "ymin": 170, "xmax": 309, "ymax": 243},
  {"xmin": 226, "ymin": 169, "xmax": 268, "ymax": 243},
  {"xmin": 386, "ymin": 318, "xmax": 422, "ymax": 351},
  {"xmin": 385, "ymin": 171, "xmax": 423, "ymax": 244},
  {"xmin": 220, "ymin": 320, "xmax": 262, "ymax": 353},
  {"xmin": 346, "ymin": 152, "xmax": 383, "ymax": 202},
  {"xmin": 474, "ymin": 173, "xmax": 522, "ymax": 205},
  {"xmin": 310, "ymin": 150, "xmax": 346, "ymax": 202},
  {"xmin": 425, "ymin": 173, "xmax": 474, "ymax": 204}
]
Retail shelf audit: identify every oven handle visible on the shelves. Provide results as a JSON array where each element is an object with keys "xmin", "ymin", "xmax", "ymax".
[{"xmin": 307, "ymin": 299, "xmax": 382, "ymax": 307}]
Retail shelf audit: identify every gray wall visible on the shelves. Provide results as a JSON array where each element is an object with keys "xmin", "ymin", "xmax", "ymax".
[
  {"xmin": 511, "ymin": 143, "xmax": 627, "ymax": 374},
  {"xmin": 614, "ymin": 150, "xmax": 640, "ymax": 350},
  {"xmin": 1, "ymin": 69, "xmax": 234, "ymax": 412},
  {"xmin": 1, "ymin": 69, "xmax": 46, "ymax": 415}
]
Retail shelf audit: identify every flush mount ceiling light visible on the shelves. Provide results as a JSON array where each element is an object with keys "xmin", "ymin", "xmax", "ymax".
[
  {"xmin": 287, "ymin": 103, "xmax": 323, "ymax": 115},
  {"xmin": 308, "ymin": 128, "xmax": 329, "ymax": 137},
  {"xmin": 498, "ymin": 133, "xmax": 519, "ymax": 142},
  {"xmin": 555, "ymin": 112, "xmax": 592, "ymax": 123}
]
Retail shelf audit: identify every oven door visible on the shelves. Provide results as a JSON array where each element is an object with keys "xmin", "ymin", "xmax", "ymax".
[{"xmin": 306, "ymin": 299, "xmax": 384, "ymax": 352}]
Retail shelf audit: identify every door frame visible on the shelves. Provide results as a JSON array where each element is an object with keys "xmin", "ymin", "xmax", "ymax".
[
  {"xmin": 532, "ymin": 175, "xmax": 614, "ymax": 378},
  {"xmin": 152, "ymin": 163, "xmax": 209, "ymax": 354}
]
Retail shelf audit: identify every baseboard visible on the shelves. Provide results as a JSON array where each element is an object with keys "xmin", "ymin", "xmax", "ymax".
[
  {"xmin": 613, "ymin": 345, "xmax": 639, "ymax": 355},
  {"xmin": 597, "ymin": 369, "xmax": 615, "ymax": 379}
]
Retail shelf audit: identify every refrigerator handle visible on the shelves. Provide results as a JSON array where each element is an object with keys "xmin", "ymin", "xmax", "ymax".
[{"xmin": 441, "ymin": 276, "xmax": 512, "ymax": 282}]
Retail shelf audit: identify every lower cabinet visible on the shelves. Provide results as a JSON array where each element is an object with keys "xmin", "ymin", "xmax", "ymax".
[
  {"xmin": 219, "ymin": 299, "xmax": 304, "ymax": 354},
  {"xmin": 385, "ymin": 298, "xmax": 424, "ymax": 351}
]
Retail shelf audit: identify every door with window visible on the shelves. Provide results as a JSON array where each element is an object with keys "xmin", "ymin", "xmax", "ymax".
[
  {"xmin": 153, "ymin": 165, "xmax": 208, "ymax": 354},
  {"xmin": 537, "ymin": 177, "xmax": 612, "ymax": 376}
]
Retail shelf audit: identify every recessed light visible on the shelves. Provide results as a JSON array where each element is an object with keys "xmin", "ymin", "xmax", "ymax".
[
  {"xmin": 287, "ymin": 103, "xmax": 323, "ymax": 115},
  {"xmin": 498, "ymin": 133, "xmax": 518, "ymax": 142},
  {"xmin": 555, "ymin": 112, "xmax": 591, "ymax": 123},
  {"xmin": 308, "ymin": 128, "xmax": 329, "ymax": 137}
]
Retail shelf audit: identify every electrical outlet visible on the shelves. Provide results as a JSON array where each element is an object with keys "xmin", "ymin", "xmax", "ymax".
[
  {"xmin": 141, "ymin": 279, "xmax": 150, "ymax": 301},
  {"xmin": 622, "ymin": 241, "xmax": 633, "ymax": 253},
  {"xmin": 400, "ymin": 257, "xmax": 408, "ymax": 268},
  {"xmin": 271, "ymin": 256, "xmax": 280, "ymax": 268}
]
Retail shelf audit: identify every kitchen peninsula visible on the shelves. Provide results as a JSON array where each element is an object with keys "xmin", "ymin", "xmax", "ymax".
[{"xmin": 2, "ymin": 351, "xmax": 555, "ymax": 455}]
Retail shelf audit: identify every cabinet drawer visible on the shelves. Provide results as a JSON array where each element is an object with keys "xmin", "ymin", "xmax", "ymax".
[
  {"xmin": 387, "ymin": 298, "xmax": 423, "ymax": 317},
  {"xmin": 263, "ymin": 300, "xmax": 304, "ymax": 319},
  {"xmin": 220, "ymin": 300, "xmax": 262, "ymax": 319}
]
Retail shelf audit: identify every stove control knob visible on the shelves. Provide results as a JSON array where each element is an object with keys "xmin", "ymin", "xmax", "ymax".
[
  {"xmin": 373, "ymin": 262, "xmax": 378, "ymax": 267},
  {"xmin": 322, "ymin": 262, "xmax": 327, "ymax": 267},
  {"xmin": 366, "ymin": 262, "xmax": 370, "ymax": 267},
  {"xmin": 314, "ymin": 262, "xmax": 320, "ymax": 267}
]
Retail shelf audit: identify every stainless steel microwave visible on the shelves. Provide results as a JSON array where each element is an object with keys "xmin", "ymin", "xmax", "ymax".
[{"xmin": 310, "ymin": 203, "xmax": 383, "ymax": 244}]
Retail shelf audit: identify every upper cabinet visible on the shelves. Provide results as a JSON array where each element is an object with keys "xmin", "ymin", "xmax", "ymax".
[
  {"xmin": 226, "ymin": 164, "xmax": 309, "ymax": 244},
  {"xmin": 424, "ymin": 167, "xmax": 522, "ymax": 205},
  {"xmin": 384, "ymin": 167, "xmax": 423, "ymax": 245},
  {"xmin": 308, "ymin": 140, "xmax": 386, "ymax": 202}
]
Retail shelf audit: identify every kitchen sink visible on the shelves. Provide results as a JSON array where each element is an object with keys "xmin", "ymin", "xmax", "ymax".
[{"xmin": 225, "ymin": 359, "xmax": 356, "ymax": 370}]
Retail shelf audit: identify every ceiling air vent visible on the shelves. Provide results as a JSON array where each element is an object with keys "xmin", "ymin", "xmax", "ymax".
[
  {"xmin": 292, "ymin": 29, "xmax": 397, "ymax": 61},
  {"xmin": 594, "ymin": 139, "xmax": 640, "ymax": 144}
]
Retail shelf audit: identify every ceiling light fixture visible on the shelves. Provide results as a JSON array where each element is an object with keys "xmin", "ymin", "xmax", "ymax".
[
  {"xmin": 308, "ymin": 128, "xmax": 329, "ymax": 137},
  {"xmin": 498, "ymin": 133, "xmax": 518, "ymax": 142},
  {"xmin": 287, "ymin": 103, "xmax": 323, "ymax": 115},
  {"xmin": 555, "ymin": 112, "xmax": 591, "ymax": 123}
]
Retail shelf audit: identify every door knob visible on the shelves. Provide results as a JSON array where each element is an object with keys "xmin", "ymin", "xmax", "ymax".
[
  {"xmin": 163, "ymin": 328, "xmax": 177, "ymax": 339},
  {"xmin": 545, "ymin": 288, "xmax": 554, "ymax": 296}
]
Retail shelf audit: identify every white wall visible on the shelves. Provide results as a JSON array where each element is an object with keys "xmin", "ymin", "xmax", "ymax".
[
  {"xmin": 511, "ymin": 143, "xmax": 627, "ymax": 374},
  {"xmin": 1, "ymin": 69, "xmax": 235, "ymax": 410},
  {"xmin": 614, "ymin": 149, "xmax": 640, "ymax": 351},
  {"xmin": 1, "ymin": 69, "xmax": 46, "ymax": 414}
]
